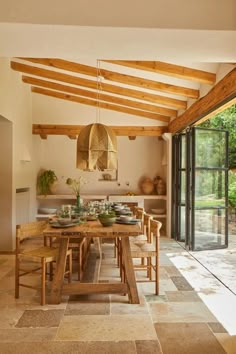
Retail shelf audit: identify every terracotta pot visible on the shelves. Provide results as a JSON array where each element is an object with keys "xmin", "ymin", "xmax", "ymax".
[
  {"xmin": 156, "ymin": 178, "xmax": 166, "ymax": 195},
  {"xmin": 141, "ymin": 178, "xmax": 154, "ymax": 195}
]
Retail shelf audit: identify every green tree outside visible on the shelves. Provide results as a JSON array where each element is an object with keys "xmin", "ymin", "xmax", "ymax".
[{"xmin": 199, "ymin": 104, "xmax": 236, "ymax": 209}]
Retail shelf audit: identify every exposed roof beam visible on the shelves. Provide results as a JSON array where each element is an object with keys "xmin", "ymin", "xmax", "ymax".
[
  {"xmin": 105, "ymin": 60, "xmax": 216, "ymax": 85},
  {"xmin": 22, "ymin": 76, "xmax": 176, "ymax": 118},
  {"xmin": 32, "ymin": 86, "xmax": 170, "ymax": 123},
  {"xmin": 20, "ymin": 58, "xmax": 199, "ymax": 99},
  {"xmin": 11, "ymin": 61, "xmax": 187, "ymax": 109},
  {"xmin": 33, "ymin": 124, "xmax": 167, "ymax": 138},
  {"xmin": 168, "ymin": 67, "xmax": 236, "ymax": 133}
]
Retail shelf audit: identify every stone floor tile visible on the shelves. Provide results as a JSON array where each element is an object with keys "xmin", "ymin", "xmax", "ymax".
[
  {"xmin": 0, "ymin": 340, "xmax": 137, "ymax": 354},
  {"xmin": 159, "ymin": 278, "xmax": 178, "ymax": 295},
  {"xmin": 111, "ymin": 295, "xmax": 148, "ymax": 315},
  {"xmin": 155, "ymin": 322, "xmax": 226, "ymax": 354},
  {"xmin": 145, "ymin": 294, "xmax": 167, "ymax": 303},
  {"xmin": 0, "ymin": 328, "xmax": 57, "ymax": 342},
  {"xmin": 150, "ymin": 302, "xmax": 218, "ymax": 322},
  {"xmin": 170, "ymin": 276, "xmax": 194, "ymax": 291},
  {"xmin": 65, "ymin": 301, "xmax": 110, "ymax": 315},
  {"xmin": 215, "ymin": 333, "xmax": 236, "ymax": 354},
  {"xmin": 56, "ymin": 315, "xmax": 158, "ymax": 341},
  {"xmin": 208, "ymin": 322, "xmax": 228, "ymax": 333},
  {"xmin": 162, "ymin": 265, "xmax": 182, "ymax": 277},
  {"xmin": 165, "ymin": 290, "xmax": 201, "ymax": 302},
  {"xmin": 0, "ymin": 308, "xmax": 25, "ymax": 329},
  {"xmin": 15, "ymin": 309, "xmax": 64, "ymax": 328},
  {"xmin": 135, "ymin": 339, "xmax": 163, "ymax": 353}
]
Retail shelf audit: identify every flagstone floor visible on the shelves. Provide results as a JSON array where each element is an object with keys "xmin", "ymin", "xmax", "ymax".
[{"xmin": 0, "ymin": 236, "xmax": 235, "ymax": 354}]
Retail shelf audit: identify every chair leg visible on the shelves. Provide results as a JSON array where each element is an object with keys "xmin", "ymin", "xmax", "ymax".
[
  {"xmin": 15, "ymin": 257, "xmax": 19, "ymax": 299},
  {"xmin": 41, "ymin": 258, "xmax": 46, "ymax": 306},
  {"xmin": 68, "ymin": 251, "xmax": 72, "ymax": 283},
  {"xmin": 78, "ymin": 244, "xmax": 83, "ymax": 281},
  {"xmin": 155, "ymin": 255, "xmax": 159, "ymax": 295},
  {"xmin": 114, "ymin": 239, "xmax": 117, "ymax": 258}
]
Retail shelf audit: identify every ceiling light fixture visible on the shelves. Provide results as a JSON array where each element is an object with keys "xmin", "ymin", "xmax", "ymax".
[{"xmin": 76, "ymin": 60, "xmax": 117, "ymax": 171}]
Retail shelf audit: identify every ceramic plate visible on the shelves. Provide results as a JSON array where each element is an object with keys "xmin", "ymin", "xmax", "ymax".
[
  {"xmin": 50, "ymin": 222, "xmax": 76, "ymax": 228},
  {"xmin": 116, "ymin": 219, "xmax": 140, "ymax": 225}
]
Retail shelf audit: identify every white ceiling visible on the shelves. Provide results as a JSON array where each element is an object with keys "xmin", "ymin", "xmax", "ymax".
[
  {"xmin": 1, "ymin": 0, "xmax": 236, "ymax": 30},
  {"xmin": 1, "ymin": 1, "xmax": 235, "ymax": 132},
  {"xmin": 0, "ymin": 0, "xmax": 235, "ymax": 61}
]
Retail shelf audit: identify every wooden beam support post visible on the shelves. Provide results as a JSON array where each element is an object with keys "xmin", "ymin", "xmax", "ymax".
[{"xmin": 168, "ymin": 68, "xmax": 236, "ymax": 133}]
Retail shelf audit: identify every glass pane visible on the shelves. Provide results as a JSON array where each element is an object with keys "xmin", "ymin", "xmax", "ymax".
[
  {"xmin": 194, "ymin": 209, "xmax": 226, "ymax": 250},
  {"xmin": 181, "ymin": 171, "xmax": 186, "ymax": 204},
  {"xmin": 195, "ymin": 170, "xmax": 226, "ymax": 208},
  {"xmin": 195, "ymin": 129, "xmax": 226, "ymax": 168},
  {"xmin": 179, "ymin": 206, "xmax": 186, "ymax": 241},
  {"xmin": 181, "ymin": 135, "xmax": 186, "ymax": 169}
]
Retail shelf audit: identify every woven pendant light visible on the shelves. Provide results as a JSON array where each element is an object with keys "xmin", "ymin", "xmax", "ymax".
[{"xmin": 76, "ymin": 123, "xmax": 117, "ymax": 171}]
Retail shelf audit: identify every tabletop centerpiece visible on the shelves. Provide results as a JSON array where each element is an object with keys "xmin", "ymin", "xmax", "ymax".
[{"xmin": 66, "ymin": 176, "xmax": 87, "ymax": 215}]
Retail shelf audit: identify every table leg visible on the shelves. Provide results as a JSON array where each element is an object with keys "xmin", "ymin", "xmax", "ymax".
[
  {"xmin": 50, "ymin": 237, "xmax": 69, "ymax": 304},
  {"xmin": 120, "ymin": 237, "xmax": 140, "ymax": 304}
]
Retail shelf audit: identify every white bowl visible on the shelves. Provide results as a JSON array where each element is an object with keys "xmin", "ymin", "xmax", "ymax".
[
  {"xmin": 119, "ymin": 215, "xmax": 133, "ymax": 222},
  {"xmin": 57, "ymin": 218, "xmax": 72, "ymax": 225},
  {"xmin": 151, "ymin": 208, "xmax": 166, "ymax": 215},
  {"xmin": 38, "ymin": 208, "xmax": 57, "ymax": 215}
]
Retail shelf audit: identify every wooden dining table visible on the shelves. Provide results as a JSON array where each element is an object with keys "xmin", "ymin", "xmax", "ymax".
[{"xmin": 43, "ymin": 220, "xmax": 142, "ymax": 304}]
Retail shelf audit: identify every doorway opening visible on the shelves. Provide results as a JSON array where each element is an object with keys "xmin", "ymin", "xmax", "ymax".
[{"xmin": 172, "ymin": 103, "xmax": 236, "ymax": 252}]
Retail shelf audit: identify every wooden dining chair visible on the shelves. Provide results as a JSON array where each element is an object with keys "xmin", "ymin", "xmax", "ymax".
[
  {"xmin": 15, "ymin": 220, "xmax": 72, "ymax": 305},
  {"xmin": 126, "ymin": 219, "xmax": 162, "ymax": 295},
  {"xmin": 68, "ymin": 236, "xmax": 92, "ymax": 280}
]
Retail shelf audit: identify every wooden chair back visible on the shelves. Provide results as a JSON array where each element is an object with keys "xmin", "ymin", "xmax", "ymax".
[
  {"xmin": 150, "ymin": 219, "xmax": 162, "ymax": 244},
  {"xmin": 143, "ymin": 213, "xmax": 152, "ymax": 242},
  {"xmin": 16, "ymin": 220, "xmax": 48, "ymax": 253}
]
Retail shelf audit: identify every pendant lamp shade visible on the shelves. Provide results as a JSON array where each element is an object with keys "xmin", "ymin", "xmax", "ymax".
[{"xmin": 76, "ymin": 123, "xmax": 117, "ymax": 171}]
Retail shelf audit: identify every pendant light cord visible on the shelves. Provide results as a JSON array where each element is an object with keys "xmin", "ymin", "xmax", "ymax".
[{"xmin": 96, "ymin": 59, "xmax": 102, "ymax": 123}]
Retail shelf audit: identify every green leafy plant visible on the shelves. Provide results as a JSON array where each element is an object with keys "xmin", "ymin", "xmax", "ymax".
[
  {"xmin": 66, "ymin": 176, "xmax": 87, "ymax": 196},
  {"xmin": 37, "ymin": 169, "xmax": 57, "ymax": 196},
  {"xmin": 229, "ymin": 181, "xmax": 236, "ymax": 208}
]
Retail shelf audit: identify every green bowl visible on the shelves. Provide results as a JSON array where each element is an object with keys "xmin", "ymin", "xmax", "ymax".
[{"xmin": 98, "ymin": 217, "xmax": 116, "ymax": 227}]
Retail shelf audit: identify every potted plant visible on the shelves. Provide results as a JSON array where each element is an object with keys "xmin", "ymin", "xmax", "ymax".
[
  {"xmin": 37, "ymin": 169, "xmax": 57, "ymax": 196},
  {"xmin": 98, "ymin": 211, "xmax": 116, "ymax": 227}
]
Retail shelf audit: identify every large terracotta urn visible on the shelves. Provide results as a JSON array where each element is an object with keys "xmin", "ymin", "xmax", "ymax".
[
  {"xmin": 154, "ymin": 176, "xmax": 166, "ymax": 195},
  {"xmin": 140, "ymin": 178, "xmax": 154, "ymax": 195}
]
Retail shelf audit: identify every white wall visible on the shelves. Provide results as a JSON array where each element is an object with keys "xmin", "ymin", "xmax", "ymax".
[
  {"xmin": 32, "ymin": 86, "xmax": 166, "ymax": 196},
  {"xmin": 36, "ymin": 134, "xmax": 166, "ymax": 196},
  {"xmin": 0, "ymin": 59, "xmax": 38, "ymax": 250}
]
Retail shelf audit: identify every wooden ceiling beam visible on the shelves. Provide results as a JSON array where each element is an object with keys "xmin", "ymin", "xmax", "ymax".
[
  {"xmin": 11, "ymin": 61, "xmax": 186, "ymax": 109},
  {"xmin": 19, "ymin": 58, "xmax": 199, "ymax": 99},
  {"xmin": 31, "ymin": 86, "xmax": 170, "ymax": 123},
  {"xmin": 22, "ymin": 76, "xmax": 177, "ymax": 118},
  {"xmin": 105, "ymin": 60, "xmax": 216, "ymax": 85},
  {"xmin": 33, "ymin": 124, "xmax": 167, "ymax": 137},
  {"xmin": 168, "ymin": 67, "xmax": 236, "ymax": 133}
]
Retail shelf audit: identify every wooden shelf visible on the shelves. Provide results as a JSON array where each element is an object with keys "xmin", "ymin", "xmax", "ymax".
[
  {"xmin": 149, "ymin": 213, "xmax": 167, "ymax": 218},
  {"xmin": 37, "ymin": 194, "xmax": 107, "ymax": 200}
]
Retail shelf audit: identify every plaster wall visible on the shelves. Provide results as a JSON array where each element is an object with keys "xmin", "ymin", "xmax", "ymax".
[
  {"xmin": 32, "ymin": 89, "xmax": 166, "ymax": 196},
  {"xmin": 0, "ymin": 59, "xmax": 38, "ymax": 250}
]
